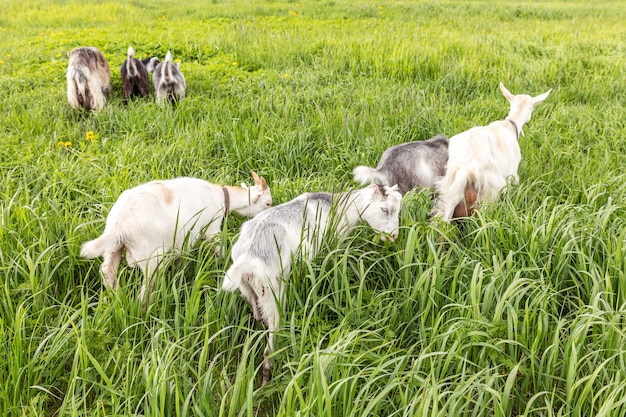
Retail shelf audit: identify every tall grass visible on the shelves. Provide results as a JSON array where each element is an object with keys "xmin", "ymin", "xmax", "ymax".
[{"xmin": 1, "ymin": 0, "xmax": 625, "ymax": 416}]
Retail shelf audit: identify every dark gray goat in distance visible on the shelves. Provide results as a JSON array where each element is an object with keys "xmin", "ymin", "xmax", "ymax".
[{"xmin": 120, "ymin": 46, "xmax": 159, "ymax": 101}]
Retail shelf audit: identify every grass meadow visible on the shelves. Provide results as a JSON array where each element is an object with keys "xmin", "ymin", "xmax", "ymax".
[{"xmin": 1, "ymin": 0, "xmax": 625, "ymax": 415}]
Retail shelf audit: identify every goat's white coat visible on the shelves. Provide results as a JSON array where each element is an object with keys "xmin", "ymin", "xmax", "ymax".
[
  {"xmin": 433, "ymin": 83, "xmax": 551, "ymax": 221},
  {"xmin": 81, "ymin": 173, "xmax": 271, "ymax": 303},
  {"xmin": 222, "ymin": 184, "xmax": 402, "ymax": 384}
]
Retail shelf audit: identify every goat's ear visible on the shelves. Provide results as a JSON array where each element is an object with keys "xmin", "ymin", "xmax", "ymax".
[
  {"xmin": 260, "ymin": 177, "xmax": 268, "ymax": 190},
  {"xmin": 388, "ymin": 184, "xmax": 400, "ymax": 194},
  {"xmin": 371, "ymin": 184, "xmax": 381, "ymax": 195},
  {"xmin": 532, "ymin": 89, "xmax": 552, "ymax": 104},
  {"xmin": 499, "ymin": 82, "xmax": 514, "ymax": 101},
  {"xmin": 251, "ymin": 170, "xmax": 261, "ymax": 184}
]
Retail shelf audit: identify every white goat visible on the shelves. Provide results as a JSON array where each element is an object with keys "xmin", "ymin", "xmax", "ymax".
[
  {"xmin": 353, "ymin": 134, "xmax": 448, "ymax": 195},
  {"xmin": 222, "ymin": 184, "xmax": 402, "ymax": 384},
  {"xmin": 66, "ymin": 46, "xmax": 111, "ymax": 111},
  {"xmin": 81, "ymin": 172, "xmax": 271, "ymax": 305},
  {"xmin": 432, "ymin": 83, "xmax": 551, "ymax": 221},
  {"xmin": 153, "ymin": 51, "xmax": 186, "ymax": 106}
]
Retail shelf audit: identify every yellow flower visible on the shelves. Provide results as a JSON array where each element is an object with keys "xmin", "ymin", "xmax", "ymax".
[
  {"xmin": 56, "ymin": 53, "xmax": 62, "ymax": 58},
  {"xmin": 56, "ymin": 141, "xmax": 64, "ymax": 148},
  {"xmin": 6, "ymin": 54, "xmax": 11, "ymax": 58},
  {"xmin": 85, "ymin": 131, "xmax": 95, "ymax": 141},
  {"xmin": 232, "ymin": 61, "xmax": 238, "ymax": 66},
  {"xmin": 284, "ymin": 73, "xmax": 290, "ymax": 78},
  {"xmin": 289, "ymin": 11, "xmax": 297, "ymax": 16},
  {"xmin": 0, "ymin": 60, "xmax": 3, "ymax": 65},
  {"xmin": 65, "ymin": 141, "xmax": 72, "ymax": 147}
]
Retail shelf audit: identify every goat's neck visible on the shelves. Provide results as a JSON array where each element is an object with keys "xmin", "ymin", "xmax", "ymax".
[
  {"xmin": 333, "ymin": 190, "xmax": 366, "ymax": 235},
  {"xmin": 505, "ymin": 106, "xmax": 534, "ymax": 137},
  {"xmin": 222, "ymin": 185, "xmax": 255, "ymax": 212}
]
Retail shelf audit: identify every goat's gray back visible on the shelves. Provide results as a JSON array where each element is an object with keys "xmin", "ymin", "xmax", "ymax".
[
  {"xmin": 232, "ymin": 192, "xmax": 333, "ymax": 265},
  {"xmin": 376, "ymin": 134, "xmax": 448, "ymax": 194}
]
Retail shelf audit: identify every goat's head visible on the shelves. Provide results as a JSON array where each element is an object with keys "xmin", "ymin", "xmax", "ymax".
[
  {"xmin": 142, "ymin": 57, "xmax": 159, "ymax": 73},
  {"xmin": 236, "ymin": 170, "xmax": 272, "ymax": 217},
  {"xmin": 360, "ymin": 184, "xmax": 402, "ymax": 242},
  {"xmin": 500, "ymin": 82, "xmax": 551, "ymax": 126}
]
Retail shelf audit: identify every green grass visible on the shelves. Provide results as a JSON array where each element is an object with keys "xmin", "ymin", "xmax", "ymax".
[{"xmin": 1, "ymin": 0, "xmax": 625, "ymax": 415}]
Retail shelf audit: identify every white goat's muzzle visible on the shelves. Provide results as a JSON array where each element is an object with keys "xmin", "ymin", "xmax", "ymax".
[{"xmin": 380, "ymin": 231, "xmax": 398, "ymax": 242}]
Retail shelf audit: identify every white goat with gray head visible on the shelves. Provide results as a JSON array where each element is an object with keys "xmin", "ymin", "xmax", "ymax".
[
  {"xmin": 66, "ymin": 46, "xmax": 111, "ymax": 111},
  {"xmin": 81, "ymin": 172, "xmax": 271, "ymax": 308},
  {"xmin": 153, "ymin": 51, "xmax": 186, "ymax": 106},
  {"xmin": 353, "ymin": 134, "xmax": 448, "ymax": 195},
  {"xmin": 432, "ymin": 83, "xmax": 551, "ymax": 221},
  {"xmin": 221, "ymin": 183, "xmax": 402, "ymax": 384}
]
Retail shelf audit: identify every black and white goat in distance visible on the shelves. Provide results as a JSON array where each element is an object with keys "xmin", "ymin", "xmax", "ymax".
[
  {"xmin": 221, "ymin": 183, "xmax": 403, "ymax": 384},
  {"xmin": 353, "ymin": 134, "xmax": 449, "ymax": 195},
  {"xmin": 80, "ymin": 172, "xmax": 271, "ymax": 308},
  {"xmin": 432, "ymin": 83, "xmax": 551, "ymax": 221},
  {"xmin": 66, "ymin": 46, "xmax": 111, "ymax": 111},
  {"xmin": 153, "ymin": 51, "xmax": 186, "ymax": 106},
  {"xmin": 120, "ymin": 46, "xmax": 159, "ymax": 101}
]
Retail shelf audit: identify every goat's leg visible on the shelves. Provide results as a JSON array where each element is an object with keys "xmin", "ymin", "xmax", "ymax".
[
  {"xmin": 138, "ymin": 256, "xmax": 162, "ymax": 312},
  {"xmin": 100, "ymin": 249, "xmax": 122, "ymax": 291},
  {"xmin": 239, "ymin": 281, "xmax": 261, "ymax": 322},
  {"xmin": 257, "ymin": 284, "xmax": 282, "ymax": 385},
  {"xmin": 263, "ymin": 332, "xmax": 275, "ymax": 386}
]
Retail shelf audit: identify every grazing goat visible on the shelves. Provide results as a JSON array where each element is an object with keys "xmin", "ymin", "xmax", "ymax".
[
  {"xmin": 153, "ymin": 51, "xmax": 186, "ymax": 106},
  {"xmin": 222, "ymin": 184, "xmax": 402, "ymax": 384},
  {"xmin": 353, "ymin": 134, "xmax": 449, "ymax": 195},
  {"xmin": 142, "ymin": 56, "xmax": 159, "ymax": 73},
  {"xmin": 66, "ymin": 47, "xmax": 111, "ymax": 111},
  {"xmin": 120, "ymin": 46, "xmax": 154, "ymax": 100},
  {"xmin": 432, "ymin": 83, "xmax": 551, "ymax": 221},
  {"xmin": 81, "ymin": 172, "xmax": 271, "ymax": 306}
]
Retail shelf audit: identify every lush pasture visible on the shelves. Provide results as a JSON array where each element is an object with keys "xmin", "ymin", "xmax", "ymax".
[{"xmin": 1, "ymin": 0, "xmax": 625, "ymax": 415}]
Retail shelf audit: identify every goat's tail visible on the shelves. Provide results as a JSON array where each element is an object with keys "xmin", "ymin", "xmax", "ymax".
[
  {"xmin": 433, "ymin": 166, "xmax": 474, "ymax": 221},
  {"xmin": 163, "ymin": 51, "xmax": 173, "ymax": 64},
  {"xmin": 222, "ymin": 261, "xmax": 248, "ymax": 291},
  {"xmin": 80, "ymin": 233, "xmax": 124, "ymax": 259},
  {"xmin": 159, "ymin": 51, "xmax": 175, "ymax": 87},
  {"xmin": 125, "ymin": 46, "xmax": 137, "ymax": 77},
  {"xmin": 353, "ymin": 165, "xmax": 386, "ymax": 186},
  {"xmin": 67, "ymin": 67, "xmax": 88, "ymax": 109}
]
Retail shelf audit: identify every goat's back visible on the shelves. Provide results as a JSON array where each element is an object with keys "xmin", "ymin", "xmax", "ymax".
[
  {"xmin": 231, "ymin": 192, "xmax": 333, "ymax": 266},
  {"xmin": 104, "ymin": 178, "xmax": 223, "ymax": 244},
  {"xmin": 447, "ymin": 122, "xmax": 521, "ymax": 180},
  {"xmin": 376, "ymin": 135, "xmax": 448, "ymax": 194},
  {"xmin": 68, "ymin": 47, "xmax": 111, "ymax": 84}
]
